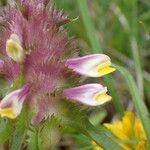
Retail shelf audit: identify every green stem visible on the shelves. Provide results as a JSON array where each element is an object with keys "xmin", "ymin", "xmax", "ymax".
[{"xmin": 77, "ymin": 0, "xmax": 124, "ymax": 116}]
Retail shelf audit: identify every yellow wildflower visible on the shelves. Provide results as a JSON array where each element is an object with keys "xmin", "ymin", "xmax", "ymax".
[{"xmin": 93, "ymin": 112, "xmax": 146, "ymax": 150}]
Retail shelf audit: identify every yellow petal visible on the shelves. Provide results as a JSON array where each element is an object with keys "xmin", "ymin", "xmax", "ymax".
[
  {"xmin": 94, "ymin": 146, "xmax": 104, "ymax": 150},
  {"xmin": 92, "ymin": 141, "xmax": 104, "ymax": 150},
  {"xmin": 119, "ymin": 143, "xmax": 132, "ymax": 150},
  {"xmin": 122, "ymin": 112, "xmax": 135, "ymax": 137},
  {"xmin": 136, "ymin": 141, "xmax": 146, "ymax": 150},
  {"xmin": 104, "ymin": 123, "xmax": 129, "ymax": 140},
  {"xmin": 134, "ymin": 119, "xmax": 146, "ymax": 140},
  {"xmin": 97, "ymin": 66, "xmax": 116, "ymax": 76},
  {"xmin": 96, "ymin": 61, "xmax": 115, "ymax": 76},
  {"xmin": 0, "ymin": 108, "xmax": 17, "ymax": 119},
  {"xmin": 95, "ymin": 93, "xmax": 112, "ymax": 102}
]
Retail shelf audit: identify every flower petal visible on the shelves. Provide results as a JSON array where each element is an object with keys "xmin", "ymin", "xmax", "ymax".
[
  {"xmin": 65, "ymin": 54, "xmax": 115, "ymax": 77},
  {"xmin": 0, "ymin": 83, "xmax": 31, "ymax": 119},
  {"xmin": 64, "ymin": 84, "xmax": 111, "ymax": 106}
]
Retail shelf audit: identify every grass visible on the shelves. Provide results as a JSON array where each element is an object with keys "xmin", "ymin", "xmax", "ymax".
[{"xmin": 55, "ymin": 0, "xmax": 150, "ymax": 149}]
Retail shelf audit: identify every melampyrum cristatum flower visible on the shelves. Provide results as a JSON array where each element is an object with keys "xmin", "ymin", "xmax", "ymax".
[
  {"xmin": 65, "ymin": 54, "xmax": 115, "ymax": 77},
  {"xmin": 0, "ymin": 84, "xmax": 31, "ymax": 119},
  {"xmin": 0, "ymin": 0, "xmax": 115, "ymax": 124},
  {"xmin": 93, "ymin": 112, "xmax": 147, "ymax": 150},
  {"xmin": 64, "ymin": 84, "xmax": 111, "ymax": 106}
]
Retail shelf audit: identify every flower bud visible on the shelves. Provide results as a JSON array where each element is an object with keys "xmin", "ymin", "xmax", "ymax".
[
  {"xmin": 65, "ymin": 54, "xmax": 115, "ymax": 77},
  {"xmin": 6, "ymin": 34, "xmax": 25, "ymax": 63},
  {"xmin": 0, "ymin": 84, "xmax": 31, "ymax": 119},
  {"xmin": 64, "ymin": 84, "xmax": 111, "ymax": 106}
]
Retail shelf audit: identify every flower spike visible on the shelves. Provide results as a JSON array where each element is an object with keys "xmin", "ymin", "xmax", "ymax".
[
  {"xmin": 65, "ymin": 54, "xmax": 115, "ymax": 77},
  {"xmin": 0, "ymin": 84, "xmax": 31, "ymax": 119},
  {"xmin": 64, "ymin": 84, "xmax": 111, "ymax": 106},
  {"xmin": 6, "ymin": 34, "xmax": 25, "ymax": 63}
]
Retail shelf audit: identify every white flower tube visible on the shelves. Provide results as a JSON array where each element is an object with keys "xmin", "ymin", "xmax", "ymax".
[
  {"xmin": 64, "ymin": 84, "xmax": 111, "ymax": 106},
  {"xmin": 65, "ymin": 54, "xmax": 115, "ymax": 77},
  {"xmin": 0, "ymin": 84, "xmax": 31, "ymax": 119}
]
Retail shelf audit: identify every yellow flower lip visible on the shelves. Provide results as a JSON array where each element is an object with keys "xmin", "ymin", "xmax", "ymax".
[
  {"xmin": 96, "ymin": 61, "xmax": 116, "ymax": 76},
  {"xmin": 66, "ymin": 54, "xmax": 115, "ymax": 77},
  {"xmin": 95, "ymin": 88, "xmax": 112, "ymax": 102},
  {"xmin": 0, "ymin": 108, "xmax": 17, "ymax": 119}
]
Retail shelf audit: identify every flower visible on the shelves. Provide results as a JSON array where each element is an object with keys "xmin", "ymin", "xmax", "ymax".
[
  {"xmin": 0, "ymin": 0, "xmax": 114, "ymax": 124},
  {"xmin": 0, "ymin": 0, "xmax": 77, "ymax": 124},
  {"xmin": 65, "ymin": 54, "xmax": 115, "ymax": 77},
  {"xmin": 6, "ymin": 34, "xmax": 25, "ymax": 63},
  {"xmin": 0, "ymin": 84, "xmax": 31, "ymax": 119},
  {"xmin": 93, "ymin": 112, "xmax": 147, "ymax": 150},
  {"xmin": 64, "ymin": 84, "xmax": 111, "ymax": 106}
]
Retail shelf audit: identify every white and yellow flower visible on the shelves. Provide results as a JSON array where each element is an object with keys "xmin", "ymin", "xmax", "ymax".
[
  {"xmin": 64, "ymin": 83, "xmax": 111, "ymax": 106},
  {"xmin": 65, "ymin": 54, "xmax": 115, "ymax": 77},
  {"xmin": 0, "ymin": 84, "xmax": 31, "ymax": 119}
]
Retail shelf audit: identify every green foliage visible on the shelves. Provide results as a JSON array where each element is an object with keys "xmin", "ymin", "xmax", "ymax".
[
  {"xmin": 0, "ymin": 119, "xmax": 13, "ymax": 145},
  {"xmin": 60, "ymin": 101, "xmax": 123, "ymax": 150},
  {"xmin": 10, "ymin": 108, "xmax": 28, "ymax": 150},
  {"xmin": 40, "ymin": 116, "xmax": 62, "ymax": 149},
  {"xmin": 27, "ymin": 127, "xmax": 42, "ymax": 150},
  {"xmin": 27, "ymin": 116, "xmax": 62, "ymax": 150}
]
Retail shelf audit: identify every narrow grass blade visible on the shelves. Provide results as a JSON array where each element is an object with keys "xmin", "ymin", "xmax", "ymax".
[
  {"xmin": 77, "ymin": 0, "xmax": 102, "ymax": 53},
  {"xmin": 84, "ymin": 121, "xmax": 123, "ymax": 150},
  {"xmin": 112, "ymin": 3, "xmax": 144, "ymax": 98}
]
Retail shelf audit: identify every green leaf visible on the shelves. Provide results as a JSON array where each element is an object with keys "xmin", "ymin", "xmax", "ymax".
[
  {"xmin": 0, "ymin": 119, "xmax": 13, "ymax": 145},
  {"xmin": 61, "ymin": 101, "xmax": 123, "ymax": 150},
  {"xmin": 89, "ymin": 109, "xmax": 107, "ymax": 126},
  {"xmin": 27, "ymin": 116, "xmax": 61, "ymax": 150},
  {"xmin": 40, "ymin": 116, "xmax": 62, "ymax": 150},
  {"xmin": 27, "ymin": 127, "xmax": 42, "ymax": 150},
  {"xmin": 84, "ymin": 121, "xmax": 123, "ymax": 150},
  {"xmin": 10, "ymin": 107, "xmax": 28, "ymax": 150}
]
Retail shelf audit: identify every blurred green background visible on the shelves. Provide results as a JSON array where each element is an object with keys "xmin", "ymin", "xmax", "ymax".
[{"xmin": 0, "ymin": 0, "xmax": 150, "ymax": 149}]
